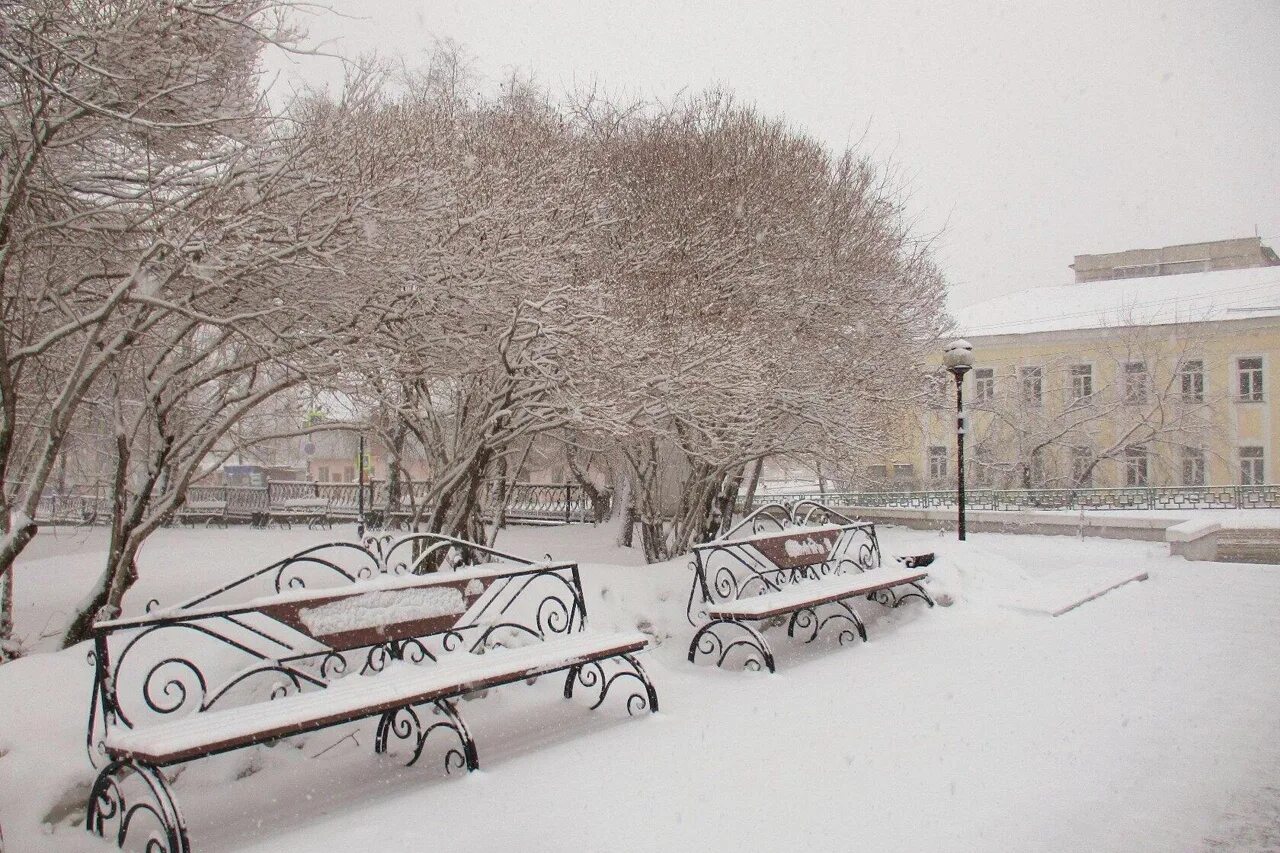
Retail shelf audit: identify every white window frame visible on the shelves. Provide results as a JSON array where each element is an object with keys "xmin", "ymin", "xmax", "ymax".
[
  {"xmin": 1240, "ymin": 446, "xmax": 1265, "ymax": 486},
  {"xmin": 928, "ymin": 445, "xmax": 948, "ymax": 480},
  {"xmin": 1069, "ymin": 363, "xmax": 1094, "ymax": 403},
  {"xmin": 1180, "ymin": 446, "xmax": 1205, "ymax": 487},
  {"xmin": 1179, "ymin": 358, "xmax": 1205, "ymax": 404},
  {"xmin": 1124, "ymin": 444, "xmax": 1148, "ymax": 487},
  {"xmin": 1020, "ymin": 365, "xmax": 1043, "ymax": 407},
  {"xmin": 1236, "ymin": 356, "xmax": 1265, "ymax": 403},
  {"xmin": 1123, "ymin": 360, "xmax": 1148, "ymax": 405},
  {"xmin": 1070, "ymin": 445, "xmax": 1093, "ymax": 487},
  {"xmin": 973, "ymin": 368, "xmax": 995, "ymax": 404}
]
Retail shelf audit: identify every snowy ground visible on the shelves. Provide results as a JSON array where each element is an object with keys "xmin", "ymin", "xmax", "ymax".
[{"xmin": 2, "ymin": 522, "xmax": 1279, "ymax": 852}]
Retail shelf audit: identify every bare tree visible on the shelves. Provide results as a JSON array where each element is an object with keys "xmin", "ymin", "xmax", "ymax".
[
  {"xmin": 574, "ymin": 91, "xmax": 947, "ymax": 560},
  {"xmin": 312, "ymin": 60, "xmax": 607, "ymax": 544},
  {"xmin": 0, "ymin": 2, "xmax": 416, "ymax": 652}
]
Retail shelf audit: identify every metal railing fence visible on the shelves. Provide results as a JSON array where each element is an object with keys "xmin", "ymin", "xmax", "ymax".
[
  {"xmin": 748, "ymin": 484, "xmax": 1280, "ymax": 512},
  {"xmin": 16, "ymin": 479, "xmax": 601, "ymax": 526}
]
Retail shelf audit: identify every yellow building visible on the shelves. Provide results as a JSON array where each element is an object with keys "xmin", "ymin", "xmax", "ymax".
[{"xmin": 883, "ymin": 238, "xmax": 1280, "ymax": 492}]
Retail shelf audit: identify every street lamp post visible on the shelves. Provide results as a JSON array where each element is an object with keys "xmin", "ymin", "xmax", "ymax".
[{"xmin": 943, "ymin": 339, "xmax": 974, "ymax": 541}]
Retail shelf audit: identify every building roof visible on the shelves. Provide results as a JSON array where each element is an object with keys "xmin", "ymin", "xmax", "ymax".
[{"xmin": 953, "ymin": 266, "xmax": 1280, "ymax": 338}]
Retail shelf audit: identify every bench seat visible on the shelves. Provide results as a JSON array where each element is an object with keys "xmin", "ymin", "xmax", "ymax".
[
  {"xmin": 105, "ymin": 630, "xmax": 650, "ymax": 766},
  {"xmin": 176, "ymin": 501, "xmax": 227, "ymax": 526},
  {"xmin": 705, "ymin": 565, "xmax": 929, "ymax": 621}
]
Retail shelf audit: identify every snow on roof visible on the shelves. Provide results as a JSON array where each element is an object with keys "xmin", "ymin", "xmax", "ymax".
[{"xmin": 953, "ymin": 266, "xmax": 1280, "ymax": 338}]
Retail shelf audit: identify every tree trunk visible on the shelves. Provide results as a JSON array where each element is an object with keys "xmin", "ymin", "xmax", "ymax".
[
  {"xmin": 491, "ymin": 454, "xmax": 509, "ymax": 533},
  {"xmin": 617, "ymin": 475, "xmax": 636, "ymax": 548},
  {"xmin": 741, "ymin": 457, "xmax": 765, "ymax": 513},
  {"xmin": 62, "ymin": 533, "xmax": 142, "ymax": 648},
  {"xmin": 0, "ymin": 567, "xmax": 17, "ymax": 660},
  {"xmin": 62, "ymin": 430, "xmax": 135, "ymax": 647},
  {"xmin": 714, "ymin": 466, "xmax": 746, "ymax": 538},
  {"xmin": 565, "ymin": 442, "xmax": 612, "ymax": 523},
  {"xmin": 0, "ymin": 512, "xmax": 37, "ymax": 658},
  {"xmin": 385, "ymin": 422, "xmax": 407, "ymax": 521}
]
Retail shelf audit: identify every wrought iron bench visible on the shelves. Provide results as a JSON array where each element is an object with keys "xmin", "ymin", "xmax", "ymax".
[
  {"xmin": 267, "ymin": 497, "xmax": 332, "ymax": 529},
  {"xmin": 173, "ymin": 499, "xmax": 228, "ymax": 527},
  {"xmin": 85, "ymin": 533, "xmax": 658, "ymax": 852},
  {"xmin": 687, "ymin": 501, "xmax": 933, "ymax": 672}
]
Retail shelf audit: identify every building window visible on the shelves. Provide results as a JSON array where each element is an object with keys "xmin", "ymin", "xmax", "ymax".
[
  {"xmin": 1070, "ymin": 364, "xmax": 1093, "ymax": 402},
  {"xmin": 1179, "ymin": 359, "xmax": 1204, "ymax": 403},
  {"xmin": 1020, "ymin": 366, "xmax": 1042, "ymax": 406},
  {"xmin": 343, "ymin": 465, "xmax": 355, "ymax": 482},
  {"xmin": 973, "ymin": 446, "xmax": 995, "ymax": 487},
  {"xmin": 892, "ymin": 463, "xmax": 915, "ymax": 484},
  {"xmin": 1124, "ymin": 445, "xmax": 1148, "ymax": 486},
  {"xmin": 1123, "ymin": 361, "xmax": 1147, "ymax": 404},
  {"xmin": 974, "ymin": 368, "xmax": 994, "ymax": 404},
  {"xmin": 1071, "ymin": 446, "xmax": 1093, "ymax": 487},
  {"xmin": 1028, "ymin": 450, "xmax": 1047, "ymax": 487},
  {"xmin": 1240, "ymin": 446, "xmax": 1265, "ymax": 485},
  {"xmin": 1238, "ymin": 357, "xmax": 1264, "ymax": 402},
  {"xmin": 318, "ymin": 466, "xmax": 330, "ymax": 483},
  {"xmin": 927, "ymin": 370, "xmax": 950, "ymax": 409},
  {"xmin": 866, "ymin": 464, "xmax": 887, "ymax": 482},
  {"xmin": 1181, "ymin": 447, "xmax": 1205, "ymax": 486},
  {"xmin": 928, "ymin": 446, "xmax": 948, "ymax": 480}
]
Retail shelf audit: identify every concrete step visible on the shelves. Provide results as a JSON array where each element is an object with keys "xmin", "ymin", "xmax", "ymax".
[{"xmin": 1213, "ymin": 528, "xmax": 1280, "ymax": 563}]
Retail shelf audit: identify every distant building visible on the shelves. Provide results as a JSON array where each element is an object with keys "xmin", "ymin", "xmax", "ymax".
[
  {"xmin": 1071, "ymin": 236, "xmax": 1279, "ymax": 283},
  {"xmin": 874, "ymin": 238, "xmax": 1280, "ymax": 491}
]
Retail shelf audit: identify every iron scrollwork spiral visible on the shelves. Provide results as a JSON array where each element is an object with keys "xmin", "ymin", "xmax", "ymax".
[
  {"xmin": 374, "ymin": 700, "xmax": 478, "ymax": 773},
  {"xmin": 688, "ymin": 620, "xmax": 776, "ymax": 673},
  {"xmin": 786, "ymin": 602, "xmax": 866, "ymax": 646},
  {"xmin": 869, "ymin": 582, "xmax": 934, "ymax": 609},
  {"xmin": 86, "ymin": 761, "xmax": 190, "ymax": 853},
  {"xmin": 563, "ymin": 654, "xmax": 659, "ymax": 715}
]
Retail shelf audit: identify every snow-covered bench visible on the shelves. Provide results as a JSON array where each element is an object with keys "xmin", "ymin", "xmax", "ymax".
[
  {"xmin": 85, "ymin": 536, "xmax": 659, "ymax": 852},
  {"xmin": 686, "ymin": 502, "xmax": 933, "ymax": 672},
  {"xmin": 174, "ymin": 499, "xmax": 228, "ymax": 527},
  {"xmin": 267, "ymin": 496, "xmax": 331, "ymax": 529}
]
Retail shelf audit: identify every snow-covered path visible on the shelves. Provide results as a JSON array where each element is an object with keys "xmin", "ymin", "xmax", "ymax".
[{"xmin": 1, "ymin": 524, "xmax": 1278, "ymax": 852}]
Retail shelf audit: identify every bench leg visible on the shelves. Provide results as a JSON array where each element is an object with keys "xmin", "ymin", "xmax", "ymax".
[
  {"xmin": 688, "ymin": 619, "xmax": 776, "ymax": 673},
  {"xmin": 869, "ymin": 582, "xmax": 935, "ymax": 609},
  {"xmin": 374, "ymin": 698, "xmax": 478, "ymax": 774},
  {"xmin": 787, "ymin": 600, "xmax": 867, "ymax": 645},
  {"xmin": 86, "ymin": 759, "xmax": 190, "ymax": 853},
  {"xmin": 564, "ymin": 652, "xmax": 659, "ymax": 714}
]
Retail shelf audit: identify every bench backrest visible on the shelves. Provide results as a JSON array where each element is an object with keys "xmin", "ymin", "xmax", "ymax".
[
  {"xmin": 183, "ymin": 500, "xmax": 226, "ymax": 510},
  {"xmin": 741, "ymin": 526, "xmax": 843, "ymax": 570},
  {"xmin": 687, "ymin": 504, "xmax": 881, "ymax": 621},
  {"xmin": 281, "ymin": 497, "xmax": 328, "ymax": 509},
  {"xmin": 87, "ymin": 533, "xmax": 583, "ymax": 764}
]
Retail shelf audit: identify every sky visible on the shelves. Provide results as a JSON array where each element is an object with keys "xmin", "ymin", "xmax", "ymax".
[{"xmin": 261, "ymin": 1, "xmax": 1280, "ymax": 311}]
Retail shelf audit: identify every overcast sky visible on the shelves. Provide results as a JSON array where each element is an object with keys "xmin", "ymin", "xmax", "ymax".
[{"xmin": 262, "ymin": 1, "xmax": 1280, "ymax": 310}]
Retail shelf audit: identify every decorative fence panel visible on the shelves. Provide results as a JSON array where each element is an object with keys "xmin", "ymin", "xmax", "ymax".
[
  {"xmin": 489, "ymin": 481, "xmax": 593, "ymax": 524},
  {"xmin": 749, "ymin": 484, "xmax": 1280, "ymax": 513},
  {"xmin": 20, "ymin": 476, "xmax": 595, "ymax": 527}
]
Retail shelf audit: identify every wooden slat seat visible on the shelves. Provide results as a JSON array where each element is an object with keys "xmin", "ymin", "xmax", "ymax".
[
  {"xmin": 175, "ymin": 500, "xmax": 228, "ymax": 527},
  {"xmin": 268, "ymin": 497, "xmax": 332, "ymax": 529},
  {"xmin": 106, "ymin": 631, "xmax": 649, "ymax": 766},
  {"xmin": 705, "ymin": 566, "xmax": 929, "ymax": 621}
]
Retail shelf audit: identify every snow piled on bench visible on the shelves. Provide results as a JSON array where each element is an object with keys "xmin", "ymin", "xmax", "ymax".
[
  {"xmin": 299, "ymin": 586, "xmax": 466, "ymax": 634},
  {"xmin": 104, "ymin": 631, "xmax": 648, "ymax": 764}
]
